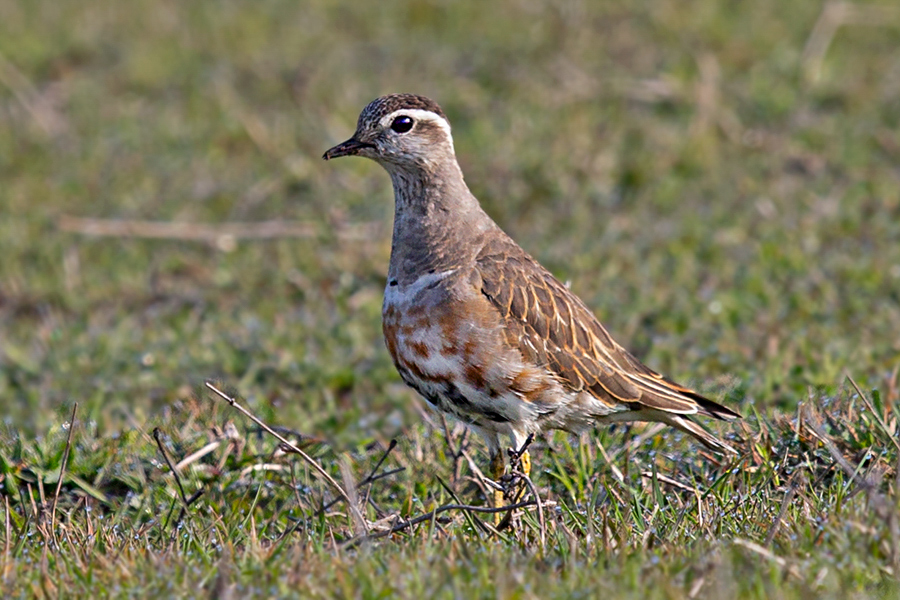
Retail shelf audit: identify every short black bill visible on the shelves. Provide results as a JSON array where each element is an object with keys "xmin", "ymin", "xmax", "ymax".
[{"xmin": 322, "ymin": 138, "xmax": 374, "ymax": 160}]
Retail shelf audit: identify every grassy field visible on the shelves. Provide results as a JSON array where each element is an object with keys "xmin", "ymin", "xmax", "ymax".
[{"xmin": 2, "ymin": 0, "xmax": 900, "ymax": 597}]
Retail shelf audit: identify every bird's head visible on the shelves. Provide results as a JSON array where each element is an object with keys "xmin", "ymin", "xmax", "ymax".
[{"xmin": 323, "ymin": 94, "xmax": 455, "ymax": 173}]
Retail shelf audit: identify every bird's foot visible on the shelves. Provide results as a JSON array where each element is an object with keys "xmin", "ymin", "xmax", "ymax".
[{"xmin": 493, "ymin": 435, "xmax": 535, "ymax": 529}]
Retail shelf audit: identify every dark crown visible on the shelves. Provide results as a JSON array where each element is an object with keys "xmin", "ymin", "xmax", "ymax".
[{"xmin": 358, "ymin": 94, "xmax": 448, "ymax": 128}]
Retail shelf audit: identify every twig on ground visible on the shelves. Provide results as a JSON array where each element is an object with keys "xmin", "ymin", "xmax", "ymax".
[
  {"xmin": 280, "ymin": 442, "xmax": 404, "ymax": 540},
  {"xmin": 49, "ymin": 403, "xmax": 78, "ymax": 542},
  {"xmin": 342, "ymin": 500, "xmax": 537, "ymax": 548},
  {"xmin": 153, "ymin": 428, "xmax": 205, "ymax": 531},
  {"xmin": 205, "ymin": 382, "xmax": 350, "ymax": 504},
  {"xmin": 57, "ymin": 216, "xmax": 379, "ymax": 247},
  {"xmin": 435, "ymin": 475, "xmax": 492, "ymax": 536}
]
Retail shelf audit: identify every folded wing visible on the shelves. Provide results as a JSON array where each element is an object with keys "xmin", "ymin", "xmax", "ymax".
[{"xmin": 474, "ymin": 236, "xmax": 741, "ymax": 424}]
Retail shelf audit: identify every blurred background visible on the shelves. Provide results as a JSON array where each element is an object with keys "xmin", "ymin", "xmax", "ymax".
[{"xmin": 1, "ymin": 0, "xmax": 899, "ymax": 439}]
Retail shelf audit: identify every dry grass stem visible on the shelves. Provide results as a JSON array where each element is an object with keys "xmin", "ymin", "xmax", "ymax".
[
  {"xmin": 57, "ymin": 216, "xmax": 379, "ymax": 246},
  {"xmin": 342, "ymin": 500, "xmax": 537, "ymax": 548},
  {"xmin": 49, "ymin": 402, "xmax": 77, "ymax": 541},
  {"xmin": 204, "ymin": 382, "xmax": 351, "ymax": 504},
  {"xmin": 0, "ymin": 51, "xmax": 66, "ymax": 135},
  {"xmin": 846, "ymin": 373, "xmax": 900, "ymax": 453},
  {"xmin": 802, "ymin": 2, "xmax": 900, "ymax": 83}
]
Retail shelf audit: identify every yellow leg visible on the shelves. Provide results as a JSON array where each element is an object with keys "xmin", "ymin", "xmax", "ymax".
[
  {"xmin": 490, "ymin": 451, "xmax": 505, "ymax": 519},
  {"xmin": 520, "ymin": 449, "xmax": 531, "ymax": 479}
]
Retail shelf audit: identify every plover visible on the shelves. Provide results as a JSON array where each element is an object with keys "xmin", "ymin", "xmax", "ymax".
[{"xmin": 323, "ymin": 94, "xmax": 740, "ymax": 506}]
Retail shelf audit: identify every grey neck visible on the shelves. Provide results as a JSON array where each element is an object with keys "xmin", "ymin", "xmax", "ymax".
[{"xmin": 384, "ymin": 159, "xmax": 496, "ymax": 283}]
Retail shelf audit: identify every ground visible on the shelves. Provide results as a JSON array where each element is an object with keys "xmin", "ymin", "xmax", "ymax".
[{"xmin": 1, "ymin": 0, "xmax": 900, "ymax": 598}]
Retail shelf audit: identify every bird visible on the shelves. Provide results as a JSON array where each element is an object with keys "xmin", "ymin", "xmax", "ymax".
[{"xmin": 323, "ymin": 94, "xmax": 740, "ymax": 508}]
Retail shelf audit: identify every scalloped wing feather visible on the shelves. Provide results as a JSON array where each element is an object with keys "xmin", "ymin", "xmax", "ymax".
[{"xmin": 475, "ymin": 237, "xmax": 741, "ymax": 423}]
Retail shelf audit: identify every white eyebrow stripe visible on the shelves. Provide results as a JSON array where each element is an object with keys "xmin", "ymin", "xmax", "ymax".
[{"xmin": 381, "ymin": 108, "xmax": 454, "ymax": 147}]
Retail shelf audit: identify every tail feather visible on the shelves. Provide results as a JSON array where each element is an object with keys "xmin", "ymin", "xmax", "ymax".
[
  {"xmin": 681, "ymin": 391, "xmax": 742, "ymax": 422},
  {"xmin": 600, "ymin": 408, "xmax": 739, "ymax": 456},
  {"xmin": 633, "ymin": 383, "xmax": 741, "ymax": 454},
  {"xmin": 665, "ymin": 414, "xmax": 738, "ymax": 456}
]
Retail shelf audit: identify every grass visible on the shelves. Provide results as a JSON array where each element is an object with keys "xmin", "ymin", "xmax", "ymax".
[{"xmin": 1, "ymin": 0, "xmax": 900, "ymax": 597}]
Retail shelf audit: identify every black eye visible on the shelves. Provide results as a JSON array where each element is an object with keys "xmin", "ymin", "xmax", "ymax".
[{"xmin": 390, "ymin": 116, "xmax": 414, "ymax": 133}]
